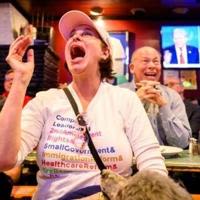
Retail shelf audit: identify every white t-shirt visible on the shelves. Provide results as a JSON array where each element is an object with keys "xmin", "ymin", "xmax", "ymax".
[{"xmin": 17, "ymin": 82, "xmax": 166, "ymax": 200}]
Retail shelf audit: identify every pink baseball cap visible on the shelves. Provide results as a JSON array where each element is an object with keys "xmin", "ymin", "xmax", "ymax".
[{"xmin": 58, "ymin": 10, "xmax": 111, "ymax": 50}]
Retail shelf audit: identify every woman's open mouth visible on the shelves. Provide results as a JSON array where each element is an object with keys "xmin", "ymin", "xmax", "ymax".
[{"xmin": 70, "ymin": 45, "xmax": 86, "ymax": 60}]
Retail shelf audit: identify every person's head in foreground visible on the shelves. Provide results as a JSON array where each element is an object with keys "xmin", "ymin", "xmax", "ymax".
[
  {"xmin": 129, "ymin": 46, "xmax": 161, "ymax": 84},
  {"xmin": 101, "ymin": 169, "xmax": 192, "ymax": 200},
  {"xmin": 3, "ymin": 69, "xmax": 14, "ymax": 93},
  {"xmin": 59, "ymin": 10, "xmax": 114, "ymax": 81},
  {"xmin": 165, "ymin": 76, "xmax": 184, "ymax": 99}
]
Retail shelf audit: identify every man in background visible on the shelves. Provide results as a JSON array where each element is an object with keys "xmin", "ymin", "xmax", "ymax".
[
  {"xmin": 0, "ymin": 69, "xmax": 32, "ymax": 199},
  {"xmin": 165, "ymin": 76, "xmax": 200, "ymax": 139},
  {"xmin": 120, "ymin": 46, "xmax": 191, "ymax": 148},
  {"xmin": 0, "ymin": 69, "xmax": 32, "ymax": 110},
  {"xmin": 163, "ymin": 28, "xmax": 200, "ymax": 64}
]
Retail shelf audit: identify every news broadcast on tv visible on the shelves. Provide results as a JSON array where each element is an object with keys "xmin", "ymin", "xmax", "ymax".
[{"xmin": 161, "ymin": 26, "xmax": 200, "ymax": 68}]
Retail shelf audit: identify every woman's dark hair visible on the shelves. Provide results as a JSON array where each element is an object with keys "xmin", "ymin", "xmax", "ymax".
[
  {"xmin": 99, "ymin": 54, "xmax": 115, "ymax": 80},
  {"xmin": 99, "ymin": 41, "xmax": 115, "ymax": 80}
]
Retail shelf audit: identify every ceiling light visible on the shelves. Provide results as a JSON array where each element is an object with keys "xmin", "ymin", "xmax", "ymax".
[
  {"xmin": 130, "ymin": 8, "xmax": 146, "ymax": 15},
  {"xmin": 90, "ymin": 7, "xmax": 103, "ymax": 16},
  {"xmin": 172, "ymin": 7, "xmax": 189, "ymax": 14},
  {"xmin": 94, "ymin": 17, "xmax": 105, "ymax": 28}
]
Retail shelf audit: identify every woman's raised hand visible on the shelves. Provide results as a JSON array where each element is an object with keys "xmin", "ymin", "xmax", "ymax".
[{"xmin": 6, "ymin": 35, "xmax": 35, "ymax": 86}]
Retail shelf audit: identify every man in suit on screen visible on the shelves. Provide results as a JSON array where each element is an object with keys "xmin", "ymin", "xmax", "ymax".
[{"xmin": 163, "ymin": 28, "xmax": 200, "ymax": 64}]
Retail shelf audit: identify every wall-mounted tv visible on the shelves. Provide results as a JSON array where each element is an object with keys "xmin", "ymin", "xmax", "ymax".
[{"xmin": 160, "ymin": 25, "xmax": 200, "ymax": 68}]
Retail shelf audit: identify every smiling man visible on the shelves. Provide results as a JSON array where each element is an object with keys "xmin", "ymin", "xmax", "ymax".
[{"xmin": 120, "ymin": 46, "xmax": 191, "ymax": 148}]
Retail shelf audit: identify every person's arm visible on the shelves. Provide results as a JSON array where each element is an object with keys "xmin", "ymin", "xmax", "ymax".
[
  {"xmin": 163, "ymin": 50, "xmax": 172, "ymax": 64},
  {"xmin": 0, "ymin": 36, "xmax": 34, "ymax": 170},
  {"xmin": 158, "ymin": 88, "xmax": 191, "ymax": 148},
  {"xmin": 136, "ymin": 81, "xmax": 191, "ymax": 148},
  {"xmin": 123, "ymin": 91, "xmax": 167, "ymax": 176}
]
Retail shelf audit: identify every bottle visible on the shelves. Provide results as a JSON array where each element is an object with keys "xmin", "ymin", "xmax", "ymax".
[{"xmin": 189, "ymin": 138, "xmax": 198, "ymax": 155}]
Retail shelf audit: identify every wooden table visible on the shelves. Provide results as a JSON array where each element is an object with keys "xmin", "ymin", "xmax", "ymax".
[
  {"xmin": 25, "ymin": 149, "xmax": 200, "ymax": 172},
  {"xmin": 132, "ymin": 150, "xmax": 200, "ymax": 194},
  {"xmin": 14, "ymin": 150, "xmax": 200, "ymax": 198},
  {"xmin": 132, "ymin": 150, "xmax": 200, "ymax": 173},
  {"xmin": 164, "ymin": 150, "xmax": 200, "ymax": 172}
]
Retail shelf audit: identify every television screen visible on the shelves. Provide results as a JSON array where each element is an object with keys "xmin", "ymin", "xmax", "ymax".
[{"xmin": 160, "ymin": 25, "xmax": 200, "ymax": 68}]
